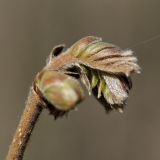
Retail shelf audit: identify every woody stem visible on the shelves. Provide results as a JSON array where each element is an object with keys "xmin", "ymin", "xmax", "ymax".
[{"xmin": 6, "ymin": 88, "xmax": 43, "ymax": 160}]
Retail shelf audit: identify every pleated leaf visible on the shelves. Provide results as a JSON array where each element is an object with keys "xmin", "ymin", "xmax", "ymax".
[{"xmin": 66, "ymin": 36, "xmax": 141, "ymax": 76}]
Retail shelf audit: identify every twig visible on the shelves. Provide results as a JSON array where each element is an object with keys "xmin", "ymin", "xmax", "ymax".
[
  {"xmin": 6, "ymin": 36, "xmax": 140, "ymax": 160},
  {"xmin": 5, "ymin": 45, "xmax": 75, "ymax": 160},
  {"xmin": 6, "ymin": 88, "xmax": 43, "ymax": 160}
]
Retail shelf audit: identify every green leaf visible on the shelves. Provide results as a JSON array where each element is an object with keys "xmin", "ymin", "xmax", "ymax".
[{"xmin": 91, "ymin": 70, "xmax": 99, "ymax": 89}]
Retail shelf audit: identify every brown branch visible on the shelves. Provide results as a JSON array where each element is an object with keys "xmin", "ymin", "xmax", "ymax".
[
  {"xmin": 6, "ymin": 87, "xmax": 43, "ymax": 160},
  {"xmin": 5, "ymin": 47, "xmax": 74, "ymax": 160}
]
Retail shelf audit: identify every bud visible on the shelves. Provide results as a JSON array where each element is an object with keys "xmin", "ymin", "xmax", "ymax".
[{"xmin": 35, "ymin": 70, "xmax": 84, "ymax": 112}]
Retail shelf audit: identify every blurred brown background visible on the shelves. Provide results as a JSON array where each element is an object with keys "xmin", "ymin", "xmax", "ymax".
[{"xmin": 0, "ymin": 0, "xmax": 160, "ymax": 159}]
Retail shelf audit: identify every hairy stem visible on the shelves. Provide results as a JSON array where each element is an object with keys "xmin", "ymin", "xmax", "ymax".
[{"xmin": 6, "ymin": 88, "xmax": 43, "ymax": 160}]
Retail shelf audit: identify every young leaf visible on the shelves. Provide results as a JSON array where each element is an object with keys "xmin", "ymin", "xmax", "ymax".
[
  {"xmin": 66, "ymin": 36, "xmax": 141, "ymax": 76},
  {"xmin": 46, "ymin": 36, "xmax": 141, "ymax": 113},
  {"xmin": 77, "ymin": 67, "xmax": 130, "ymax": 112}
]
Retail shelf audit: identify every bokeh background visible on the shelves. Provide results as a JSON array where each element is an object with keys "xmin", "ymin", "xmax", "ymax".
[{"xmin": 0, "ymin": 0, "xmax": 160, "ymax": 159}]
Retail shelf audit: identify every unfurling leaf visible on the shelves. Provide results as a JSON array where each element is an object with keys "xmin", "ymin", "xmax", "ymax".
[
  {"xmin": 65, "ymin": 36, "xmax": 141, "ymax": 76},
  {"xmin": 43, "ymin": 36, "xmax": 141, "ymax": 114},
  {"xmin": 35, "ymin": 70, "xmax": 84, "ymax": 113},
  {"xmin": 60, "ymin": 36, "xmax": 140, "ymax": 112},
  {"xmin": 73, "ymin": 67, "xmax": 131, "ymax": 112}
]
